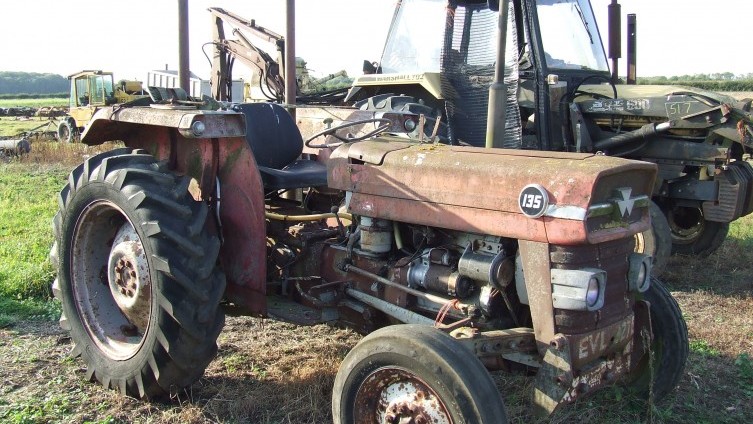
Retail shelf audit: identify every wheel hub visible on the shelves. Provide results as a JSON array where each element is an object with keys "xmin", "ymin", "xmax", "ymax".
[
  {"xmin": 667, "ymin": 206, "xmax": 704, "ymax": 243},
  {"xmin": 107, "ymin": 223, "xmax": 151, "ymax": 331},
  {"xmin": 357, "ymin": 367, "xmax": 451, "ymax": 424}
]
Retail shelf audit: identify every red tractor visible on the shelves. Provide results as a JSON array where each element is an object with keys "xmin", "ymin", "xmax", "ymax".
[{"xmin": 50, "ymin": 1, "xmax": 688, "ymax": 421}]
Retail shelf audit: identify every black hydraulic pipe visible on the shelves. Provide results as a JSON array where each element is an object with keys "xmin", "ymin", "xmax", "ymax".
[
  {"xmin": 593, "ymin": 122, "xmax": 670, "ymax": 151},
  {"xmin": 485, "ymin": 0, "xmax": 510, "ymax": 149},
  {"xmin": 627, "ymin": 14, "xmax": 637, "ymax": 84},
  {"xmin": 607, "ymin": 0, "xmax": 621, "ymax": 85},
  {"xmin": 178, "ymin": 0, "xmax": 190, "ymax": 92}
]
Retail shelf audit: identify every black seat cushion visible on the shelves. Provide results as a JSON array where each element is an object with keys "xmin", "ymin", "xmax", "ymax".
[
  {"xmin": 235, "ymin": 102, "xmax": 303, "ymax": 169},
  {"xmin": 258, "ymin": 160, "xmax": 328, "ymax": 190}
]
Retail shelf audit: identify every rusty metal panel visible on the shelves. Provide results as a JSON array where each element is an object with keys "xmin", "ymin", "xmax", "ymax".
[
  {"xmin": 349, "ymin": 192, "xmax": 548, "ymax": 242},
  {"xmin": 330, "ymin": 141, "xmax": 655, "ymax": 244},
  {"xmin": 80, "ymin": 106, "xmax": 246, "ymax": 145},
  {"xmin": 214, "ymin": 138, "xmax": 267, "ymax": 314},
  {"xmin": 518, "ymin": 240, "xmax": 555, "ymax": 353}
]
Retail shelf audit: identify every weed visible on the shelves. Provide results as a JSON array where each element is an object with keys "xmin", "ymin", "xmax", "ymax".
[
  {"xmin": 0, "ymin": 297, "xmax": 61, "ymax": 327},
  {"xmin": 735, "ymin": 353, "xmax": 753, "ymax": 397},
  {"xmin": 0, "ymin": 394, "xmax": 71, "ymax": 424},
  {"xmin": 690, "ymin": 339, "xmax": 721, "ymax": 356}
]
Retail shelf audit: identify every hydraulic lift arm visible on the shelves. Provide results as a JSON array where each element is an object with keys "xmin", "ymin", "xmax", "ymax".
[{"xmin": 209, "ymin": 7, "xmax": 287, "ymax": 102}]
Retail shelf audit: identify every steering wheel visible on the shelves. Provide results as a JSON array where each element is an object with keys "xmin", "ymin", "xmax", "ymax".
[{"xmin": 304, "ymin": 118, "xmax": 392, "ymax": 149}]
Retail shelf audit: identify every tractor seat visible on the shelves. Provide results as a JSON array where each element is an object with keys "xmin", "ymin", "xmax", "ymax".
[{"xmin": 234, "ymin": 103, "xmax": 328, "ymax": 190}]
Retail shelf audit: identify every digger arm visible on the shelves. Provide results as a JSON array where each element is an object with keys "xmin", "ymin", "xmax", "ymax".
[{"xmin": 209, "ymin": 7, "xmax": 286, "ymax": 102}]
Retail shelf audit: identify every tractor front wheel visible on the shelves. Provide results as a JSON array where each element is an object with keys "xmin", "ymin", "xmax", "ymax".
[
  {"xmin": 634, "ymin": 201, "xmax": 672, "ymax": 276},
  {"xmin": 50, "ymin": 148, "xmax": 225, "ymax": 398},
  {"xmin": 57, "ymin": 120, "xmax": 76, "ymax": 143},
  {"xmin": 332, "ymin": 324, "xmax": 508, "ymax": 424},
  {"xmin": 629, "ymin": 278, "xmax": 689, "ymax": 402}
]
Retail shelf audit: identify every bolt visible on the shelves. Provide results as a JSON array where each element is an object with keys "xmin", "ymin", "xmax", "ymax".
[
  {"xmin": 130, "ymin": 270, "xmax": 136, "ymax": 278},
  {"xmin": 384, "ymin": 413, "xmax": 398, "ymax": 424},
  {"xmin": 555, "ymin": 373, "xmax": 569, "ymax": 386}
]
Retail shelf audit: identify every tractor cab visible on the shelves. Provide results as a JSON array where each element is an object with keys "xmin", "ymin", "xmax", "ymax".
[
  {"xmin": 348, "ymin": 0, "xmax": 609, "ymax": 150},
  {"xmin": 68, "ymin": 70, "xmax": 116, "ymax": 126}
]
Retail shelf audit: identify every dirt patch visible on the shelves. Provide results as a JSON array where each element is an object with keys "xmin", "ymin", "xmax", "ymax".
[{"xmin": 3, "ymin": 282, "xmax": 753, "ymax": 424}]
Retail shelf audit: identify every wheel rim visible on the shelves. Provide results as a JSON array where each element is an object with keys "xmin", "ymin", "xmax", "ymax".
[
  {"xmin": 667, "ymin": 206, "xmax": 704, "ymax": 245},
  {"xmin": 354, "ymin": 366, "xmax": 452, "ymax": 424},
  {"xmin": 59, "ymin": 125, "xmax": 69, "ymax": 142},
  {"xmin": 71, "ymin": 200, "xmax": 152, "ymax": 360}
]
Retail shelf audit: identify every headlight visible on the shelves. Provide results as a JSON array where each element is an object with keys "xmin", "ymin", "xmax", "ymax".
[
  {"xmin": 628, "ymin": 253, "xmax": 652, "ymax": 292},
  {"xmin": 191, "ymin": 120, "xmax": 206, "ymax": 136},
  {"xmin": 551, "ymin": 268, "xmax": 606, "ymax": 311},
  {"xmin": 586, "ymin": 276, "xmax": 601, "ymax": 308}
]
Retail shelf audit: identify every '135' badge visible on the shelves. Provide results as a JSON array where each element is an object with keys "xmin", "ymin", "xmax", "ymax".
[{"xmin": 519, "ymin": 184, "xmax": 549, "ymax": 218}]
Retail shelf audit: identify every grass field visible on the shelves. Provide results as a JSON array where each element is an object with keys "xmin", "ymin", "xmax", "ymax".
[
  {"xmin": 0, "ymin": 140, "xmax": 752, "ymax": 423},
  {"xmin": 0, "ymin": 98, "xmax": 68, "ymax": 108},
  {"xmin": 0, "ymin": 117, "xmax": 61, "ymax": 138}
]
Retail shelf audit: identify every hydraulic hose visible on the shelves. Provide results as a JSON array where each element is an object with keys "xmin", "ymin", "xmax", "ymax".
[
  {"xmin": 265, "ymin": 211, "xmax": 353, "ymax": 222},
  {"xmin": 593, "ymin": 122, "xmax": 671, "ymax": 151}
]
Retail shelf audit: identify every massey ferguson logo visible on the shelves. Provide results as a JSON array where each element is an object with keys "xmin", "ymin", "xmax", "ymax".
[{"xmin": 614, "ymin": 187, "xmax": 637, "ymax": 218}]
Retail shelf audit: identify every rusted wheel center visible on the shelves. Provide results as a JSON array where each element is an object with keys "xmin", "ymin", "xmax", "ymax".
[
  {"xmin": 354, "ymin": 366, "xmax": 452, "ymax": 424},
  {"xmin": 107, "ymin": 223, "xmax": 151, "ymax": 332},
  {"xmin": 71, "ymin": 200, "xmax": 152, "ymax": 360}
]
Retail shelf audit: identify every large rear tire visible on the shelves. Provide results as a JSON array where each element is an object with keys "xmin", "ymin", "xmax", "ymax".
[
  {"xmin": 629, "ymin": 278, "xmax": 688, "ymax": 402},
  {"xmin": 50, "ymin": 148, "xmax": 225, "ymax": 398},
  {"xmin": 666, "ymin": 205, "xmax": 729, "ymax": 256},
  {"xmin": 332, "ymin": 324, "xmax": 508, "ymax": 424}
]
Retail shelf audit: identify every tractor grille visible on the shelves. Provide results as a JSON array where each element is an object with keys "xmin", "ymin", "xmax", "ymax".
[
  {"xmin": 549, "ymin": 238, "xmax": 634, "ymax": 333},
  {"xmin": 440, "ymin": 2, "xmax": 521, "ymax": 148}
]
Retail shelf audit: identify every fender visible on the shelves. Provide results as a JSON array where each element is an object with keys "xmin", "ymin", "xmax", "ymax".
[{"xmin": 81, "ymin": 106, "xmax": 268, "ymax": 315}]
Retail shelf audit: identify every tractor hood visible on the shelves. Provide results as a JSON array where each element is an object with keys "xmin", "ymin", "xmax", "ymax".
[
  {"xmin": 328, "ymin": 138, "xmax": 657, "ymax": 245},
  {"xmin": 578, "ymin": 84, "xmax": 745, "ymax": 106}
]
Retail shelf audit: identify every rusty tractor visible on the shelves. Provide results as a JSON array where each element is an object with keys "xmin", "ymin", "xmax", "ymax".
[{"xmin": 50, "ymin": 1, "xmax": 688, "ymax": 422}]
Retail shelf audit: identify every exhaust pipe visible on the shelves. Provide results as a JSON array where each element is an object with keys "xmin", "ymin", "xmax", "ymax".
[
  {"xmin": 485, "ymin": 0, "xmax": 510, "ymax": 149},
  {"xmin": 627, "ymin": 14, "xmax": 637, "ymax": 84},
  {"xmin": 607, "ymin": 0, "xmax": 621, "ymax": 85}
]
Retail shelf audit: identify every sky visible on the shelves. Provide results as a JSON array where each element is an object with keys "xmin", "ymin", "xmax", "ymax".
[{"xmin": 0, "ymin": 0, "xmax": 751, "ymax": 83}]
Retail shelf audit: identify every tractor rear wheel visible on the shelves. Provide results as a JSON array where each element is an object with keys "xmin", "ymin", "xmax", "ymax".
[
  {"xmin": 629, "ymin": 278, "xmax": 688, "ymax": 402},
  {"xmin": 50, "ymin": 148, "xmax": 225, "ymax": 398},
  {"xmin": 332, "ymin": 324, "xmax": 508, "ymax": 424},
  {"xmin": 666, "ymin": 205, "xmax": 728, "ymax": 256}
]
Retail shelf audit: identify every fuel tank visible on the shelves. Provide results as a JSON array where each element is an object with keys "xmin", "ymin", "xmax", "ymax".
[{"xmin": 327, "ymin": 137, "xmax": 656, "ymax": 245}]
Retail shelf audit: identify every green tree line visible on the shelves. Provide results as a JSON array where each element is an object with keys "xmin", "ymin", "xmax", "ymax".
[
  {"xmin": 633, "ymin": 73, "xmax": 753, "ymax": 91},
  {"xmin": 0, "ymin": 71, "xmax": 68, "ymax": 95}
]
